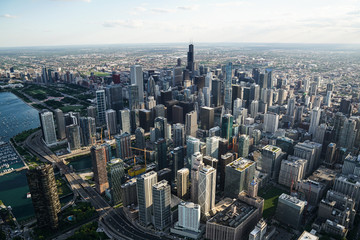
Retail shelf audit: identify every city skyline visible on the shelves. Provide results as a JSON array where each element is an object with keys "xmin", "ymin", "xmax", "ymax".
[{"xmin": 1, "ymin": 0, "xmax": 360, "ymax": 47}]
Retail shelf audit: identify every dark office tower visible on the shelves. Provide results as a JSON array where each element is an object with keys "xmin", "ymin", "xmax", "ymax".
[
  {"xmin": 194, "ymin": 76, "xmax": 205, "ymax": 90},
  {"xmin": 252, "ymin": 68, "xmax": 260, "ymax": 84},
  {"xmin": 250, "ymin": 84, "xmax": 260, "ymax": 101},
  {"xmin": 155, "ymin": 138, "xmax": 168, "ymax": 170},
  {"xmin": 224, "ymin": 62, "xmax": 233, "ymax": 111},
  {"xmin": 325, "ymin": 143, "xmax": 336, "ymax": 167},
  {"xmin": 173, "ymin": 66, "xmax": 183, "ymax": 87},
  {"xmin": 158, "ymin": 168, "xmax": 172, "ymax": 183},
  {"xmin": 187, "ymin": 44, "xmax": 194, "ymax": 72},
  {"xmin": 87, "ymin": 106, "xmax": 97, "ymax": 119},
  {"xmin": 91, "ymin": 145, "xmax": 109, "ymax": 194},
  {"xmin": 27, "ymin": 164, "xmax": 60, "ymax": 230},
  {"xmin": 135, "ymin": 127, "xmax": 146, "ymax": 150},
  {"xmin": 152, "ymin": 180, "xmax": 171, "ymax": 231},
  {"xmin": 212, "ymin": 79, "xmax": 222, "ymax": 107},
  {"xmin": 294, "ymin": 105, "xmax": 304, "ymax": 124},
  {"xmin": 147, "ymin": 76, "xmax": 156, "ymax": 97},
  {"xmin": 115, "ymin": 132, "xmax": 132, "ymax": 160},
  {"xmin": 259, "ymin": 73, "xmax": 267, "ymax": 90},
  {"xmin": 139, "ymin": 109, "xmax": 152, "ymax": 132},
  {"xmin": 333, "ymin": 112, "xmax": 346, "ymax": 143},
  {"xmin": 105, "ymin": 85, "xmax": 123, "ymax": 111},
  {"xmin": 340, "ymin": 99, "xmax": 352, "ymax": 116},
  {"xmin": 203, "ymin": 156, "xmax": 218, "ymax": 169},
  {"xmin": 265, "ymin": 68, "xmax": 273, "ymax": 88},
  {"xmin": 130, "ymin": 109, "xmax": 139, "ymax": 134},
  {"xmin": 200, "ymin": 106, "xmax": 214, "ymax": 130},
  {"xmin": 219, "ymin": 153, "xmax": 234, "ymax": 191},
  {"xmin": 172, "ymin": 146, "xmax": 185, "ymax": 179},
  {"xmin": 173, "ymin": 123, "xmax": 185, "ymax": 148},
  {"xmin": 238, "ymin": 135, "xmax": 249, "ymax": 158},
  {"xmin": 160, "ymin": 90, "xmax": 173, "ymax": 104},
  {"xmin": 172, "ymin": 105, "xmax": 184, "ymax": 124},
  {"xmin": 47, "ymin": 69, "xmax": 53, "ymax": 84},
  {"xmin": 42, "ymin": 66, "xmax": 48, "ymax": 84},
  {"xmin": 177, "ymin": 58, "xmax": 182, "ymax": 67},
  {"xmin": 96, "ymin": 90, "xmax": 106, "ymax": 125},
  {"xmin": 54, "ymin": 109, "xmax": 66, "ymax": 140},
  {"xmin": 106, "ymin": 109, "xmax": 118, "ymax": 136},
  {"xmin": 183, "ymin": 69, "xmax": 190, "ymax": 81},
  {"xmin": 129, "ymin": 85, "xmax": 140, "ymax": 110},
  {"xmin": 221, "ymin": 114, "xmax": 233, "ymax": 141},
  {"xmin": 79, "ymin": 117, "xmax": 96, "ymax": 146},
  {"xmin": 154, "ymin": 117, "xmax": 168, "ymax": 139},
  {"xmin": 218, "ymin": 138, "xmax": 229, "ymax": 159},
  {"xmin": 107, "ymin": 159, "xmax": 125, "ymax": 205},
  {"xmin": 232, "ymin": 85, "xmax": 243, "ymax": 102},
  {"xmin": 66, "ymin": 124, "xmax": 81, "ymax": 151}
]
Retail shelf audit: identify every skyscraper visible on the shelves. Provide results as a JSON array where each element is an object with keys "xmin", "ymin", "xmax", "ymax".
[
  {"xmin": 238, "ymin": 135, "xmax": 250, "ymax": 158},
  {"xmin": 155, "ymin": 138, "xmax": 168, "ymax": 170},
  {"xmin": 185, "ymin": 111, "xmax": 198, "ymax": 137},
  {"xmin": 79, "ymin": 117, "xmax": 96, "ymax": 146},
  {"xmin": 173, "ymin": 123, "xmax": 185, "ymax": 148},
  {"xmin": 152, "ymin": 180, "xmax": 171, "ymax": 230},
  {"xmin": 135, "ymin": 127, "xmax": 146, "ymax": 150},
  {"xmin": 91, "ymin": 145, "xmax": 109, "ymax": 194},
  {"xmin": 338, "ymin": 119, "xmax": 357, "ymax": 149},
  {"xmin": 224, "ymin": 158, "xmax": 256, "ymax": 198},
  {"xmin": 263, "ymin": 112, "xmax": 279, "ymax": 133},
  {"xmin": 198, "ymin": 165, "xmax": 216, "ymax": 215},
  {"xmin": 224, "ymin": 62, "xmax": 233, "ymax": 111},
  {"xmin": 173, "ymin": 66, "xmax": 183, "ymax": 87},
  {"xmin": 206, "ymin": 136, "xmax": 219, "ymax": 159},
  {"xmin": 105, "ymin": 85, "xmax": 123, "ymax": 111},
  {"xmin": 107, "ymin": 159, "xmax": 125, "ymax": 205},
  {"xmin": 154, "ymin": 117, "xmax": 168, "ymax": 140},
  {"xmin": 260, "ymin": 145, "xmax": 284, "ymax": 179},
  {"xmin": 200, "ymin": 106, "xmax": 214, "ymax": 130},
  {"xmin": 187, "ymin": 136, "xmax": 200, "ymax": 162},
  {"xmin": 54, "ymin": 109, "xmax": 66, "ymax": 140},
  {"xmin": 106, "ymin": 109, "xmax": 117, "ymax": 136},
  {"xmin": 137, "ymin": 171, "xmax": 157, "ymax": 226},
  {"xmin": 115, "ymin": 132, "xmax": 132, "ymax": 160},
  {"xmin": 119, "ymin": 108, "xmax": 131, "ymax": 134},
  {"xmin": 130, "ymin": 65, "xmax": 144, "ymax": 103},
  {"xmin": 309, "ymin": 107, "xmax": 321, "ymax": 135},
  {"xmin": 39, "ymin": 110, "xmax": 57, "ymax": 146},
  {"xmin": 221, "ymin": 114, "xmax": 233, "ymax": 141},
  {"xmin": 27, "ymin": 164, "xmax": 61, "ymax": 229},
  {"xmin": 96, "ymin": 89, "xmax": 106, "ymax": 125},
  {"xmin": 65, "ymin": 124, "xmax": 81, "ymax": 150},
  {"xmin": 177, "ymin": 168, "xmax": 189, "ymax": 199},
  {"xmin": 187, "ymin": 44, "xmax": 194, "ymax": 72},
  {"xmin": 129, "ymin": 85, "xmax": 140, "ymax": 110}
]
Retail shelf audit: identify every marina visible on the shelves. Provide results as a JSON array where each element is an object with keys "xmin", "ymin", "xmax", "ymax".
[{"xmin": 0, "ymin": 141, "xmax": 25, "ymax": 175}]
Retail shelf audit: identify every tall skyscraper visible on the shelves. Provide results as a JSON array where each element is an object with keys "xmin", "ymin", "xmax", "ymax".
[
  {"xmin": 27, "ymin": 164, "xmax": 61, "ymax": 229},
  {"xmin": 173, "ymin": 123, "xmax": 185, "ymax": 148},
  {"xmin": 152, "ymin": 180, "xmax": 171, "ymax": 230},
  {"xmin": 173, "ymin": 66, "xmax": 183, "ymax": 87},
  {"xmin": 119, "ymin": 108, "xmax": 131, "ymax": 134},
  {"xmin": 238, "ymin": 135, "xmax": 250, "ymax": 158},
  {"xmin": 309, "ymin": 107, "xmax": 321, "ymax": 135},
  {"xmin": 106, "ymin": 109, "xmax": 117, "ymax": 136},
  {"xmin": 154, "ymin": 117, "xmax": 168, "ymax": 140},
  {"xmin": 105, "ymin": 85, "xmax": 123, "ymax": 111},
  {"xmin": 198, "ymin": 165, "xmax": 216, "ymax": 216},
  {"xmin": 187, "ymin": 44, "xmax": 194, "ymax": 72},
  {"xmin": 200, "ymin": 106, "xmax": 214, "ymax": 130},
  {"xmin": 338, "ymin": 119, "xmax": 357, "ymax": 149},
  {"xmin": 221, "ymin": 114, "xmax": 233, "ymax": 141},
  {"xmin": 39, "ymin": 110, "xmax": 57, "ymax": 146},
  {"xmin": 177, "ymin": 202, "xmax": 201, "ymax": 233},
  {"xmin": 135, "ymin": 127, "xmax": 146, "ymax": 149},
  {"xmin": 185, "ymin": 111, "xmax": 198, "ymax": 137},
  {"xmin": 87, "ymin": 106, "xmax": 97, "ymax": 120},
  {"xmin": 115, "ymin": 132, "xmax": 132, "ymax": 160},
  {"xmin": 91, "ymin": 145, "xmax": 109, "ymax": 194},
  {"xmin": 260, "ymin": 145, "xmax": 284, "ymax": 179},
  {"xmin": 130, "ymin": 65, "xmax": 144, "ymax": 103},
  {"xmin": 65, "ymin": 124, "xmax": 81, "ymax": 151},
  {"xmin": 137, "ymin": 171, "xmax": 157, "ymax": 226},
  {"xmin": 177, "ymin": 168, "xmax": 189, "ymax": 199},
  {"xmin": 96, "ymin": 90, "xmax": 106, "ymax": 125},
  {"xmin": 224, "ymin": 62, "xmax": 233, "ymax": 111},
  {"xmin": 155, "ymin": 138, "xmax": 168, "ymax": 170},
  {"xmin": 79, "ymin": 117, "xmax": 96, "ymax": 146},
  {"xmin": 206, "ymin": 136, "xmax": 219, "ymax": 159},
  {"xmin": 107, "ymin": 159, "xmax": 125, "ymax": 205},
  {"xmin": 224, "ymin": 158, "xmax": 256, "ymax": 198},
  {"xmin": 54, "ymin": 109, "xmax": 66, "ymax": 140},
  {"xmin": 187, "ymin": 136, "xmax": 200, "ymax": 161}
]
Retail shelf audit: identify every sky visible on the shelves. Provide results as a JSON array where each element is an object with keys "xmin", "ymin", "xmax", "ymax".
[{"xmin": 1, "ymin": 0, "xmax": 360, "ymax": 47}]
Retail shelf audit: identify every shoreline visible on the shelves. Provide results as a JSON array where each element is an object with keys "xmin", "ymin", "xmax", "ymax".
[{"xmin": 1, "ymin": 90, "xmax": 40, "ymax": 112}]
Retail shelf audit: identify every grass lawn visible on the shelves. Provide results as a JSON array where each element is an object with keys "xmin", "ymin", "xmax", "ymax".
[
  {"xmin": 60, "ymin": 105, "xmax": 84, "ymax": 113},
  {"xmin": 258, "ymin": 186, "xmax": 287, "ymax": 219},
  {"xmin": 84, "ymin": 71, "xmax": 110, "ymax": 77}
]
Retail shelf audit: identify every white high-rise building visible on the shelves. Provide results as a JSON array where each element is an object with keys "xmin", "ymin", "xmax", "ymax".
[
  {"xmin": 119, "ymin": 108, "xmax": 131, "ymax": 134},
  {"xmin": 263, "ymin": 112, "xmax": 279, "ymax": 133},
  {"xmin": 250, "ymin": 100, "xmax": 259, "ymax": 119},
  {"xmin": 185, "ymin": 111, "xmax": 198, "ymax": 137},
  {"xmin": 178, "ymin": 202, "xmax": 201, "ymax": 232},
  {"xmin": 206, "ymin": 136, "xmax": 219, "ymax": 159},
  {"xmin": 325, "ymin": 91, "xmax": 332, "ymax": 107},
  {"xmin": 198, "ymin": 165, "xmax": 216, "ymax": 215},
  {"xmin": 137, "ymin": 171, "xmax": 157, "ymax": 226},
  {"xmin": 130, "ymin": 65, "xmax": 144, "ymax": 103},
  {"xmin": 309, "ymin": 107, "xmax": 321, "ymax": 135},
  {"xmin": 191, "ymin": 152, "xmax": 203, "ymax": 203},
  {"xmin": 205, "ymin": 72, "xmax": 212, "ymax": 92},
  {"xmin": 146, "ymin": 96, "xmax": 156, "ymax": 110},
  {"xmin": 105, "ymin": 109, "xmax": 117, "ymax": 136},
  {"xmin": 203, "ymin": 87, "xmax": 211, "ymax": 107},
  {"xmin": 39, "ymin": 111, "xmax": 57, "ymax": 145}
]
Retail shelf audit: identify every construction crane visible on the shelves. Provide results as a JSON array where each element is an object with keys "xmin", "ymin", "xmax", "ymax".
[
  {"xmin": 100, "ymin": 127, "xmax": 103, "ymax": 144},
  {"xmin": 130, "ymin": 147, "xmax": 153, "ymax": 167}
]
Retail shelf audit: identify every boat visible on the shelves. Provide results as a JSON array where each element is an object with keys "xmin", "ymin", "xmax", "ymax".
[{"xmin": 26, "ymin": 192, "xmax": 31, "ymax": 198}]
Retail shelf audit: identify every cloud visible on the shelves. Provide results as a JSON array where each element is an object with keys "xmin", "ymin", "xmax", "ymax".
[
  {"xmin": 177, "ymin": 5, "xmax": 199, "ymax": 11},
  {"xmin": 134, "ymin": 7, "xmax": 147, "ymax": 12},
  {"xmin": 151, "ymin": 8, "xmax": 174, "ymax": 13},
  {"xmin": 102, "ymin": 20, "xmax": 143, "ymax": 28},
  {"xmin": 0, "ymin": 14, "xmax": 17, "ymax": 19},
  {"xmin": 211, "ymin": 1, "xmax": 245, "ymax": 7}
]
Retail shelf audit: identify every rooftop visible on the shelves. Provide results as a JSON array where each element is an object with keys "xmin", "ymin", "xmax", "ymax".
[
  {"xmin": 298, "ymin": 231, "xmax": 319, "ymax": 240},
  {"xmin": 263, "ymin": 145, "xmax": 281, "ymax": 153},
  {"xmin": 279, "ymin": 193, "xmax": 306, "ymax": 207},
  {"xmin": 227, "ymin": 157, "xmax": 255, "ymax": 172},
  {"xmin": 152, "ymin": 180, "xmax": 169, "ymax": 190}
]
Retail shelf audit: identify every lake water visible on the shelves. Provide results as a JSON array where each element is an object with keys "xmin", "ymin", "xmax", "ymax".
[
  {"xmin": 0, "ymin": 92, "xmax": 40, "ymax": 142},
  {"xmin": 0, "ymin": 92, "xmax": 40, "ymax": 222}
]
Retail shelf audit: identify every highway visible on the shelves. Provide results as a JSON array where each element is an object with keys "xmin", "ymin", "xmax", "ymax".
[{"xmin": 25, "ymin": 130, "xmax": 169, "ymax": 240}]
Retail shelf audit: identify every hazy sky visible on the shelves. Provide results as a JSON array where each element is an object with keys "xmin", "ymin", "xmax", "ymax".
[{"xmin": 1, "ymin": 0, "xmax": 360, "ymax": 47}]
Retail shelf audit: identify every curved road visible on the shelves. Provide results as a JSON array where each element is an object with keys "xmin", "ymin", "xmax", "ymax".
[{"xmin": 25, "ymin": 130, "xmax": 169, "ymax": 240}]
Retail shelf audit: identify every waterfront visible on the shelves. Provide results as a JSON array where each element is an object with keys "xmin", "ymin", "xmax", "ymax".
[
  {"xmin": 0, "ymin": 92, "xmax": 40, "ymax": 142},
  {"xmin": 0, "ymin": 92, "xmax": 39, "ymax": 221}
]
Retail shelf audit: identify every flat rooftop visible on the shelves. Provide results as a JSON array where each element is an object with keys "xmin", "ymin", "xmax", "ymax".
[
  {"xmin": 208, "ymin": 199, "xmax": 256, "ymax": 228},
  {"xmin": 263, "ymin": 145, "xmax": 281, "ymax": 153},
  {"xmin": 227, "ymin": 157, "xmax": 255, "ymax": 172},
  {"xmin": 298, "ymin": 231, "xmax": 319, "ymax": 240}
]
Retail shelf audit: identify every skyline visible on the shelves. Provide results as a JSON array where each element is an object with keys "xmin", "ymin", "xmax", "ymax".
[{"xmin": 1, "ymin": 0, "xmax": 360, "ymax": 47}]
